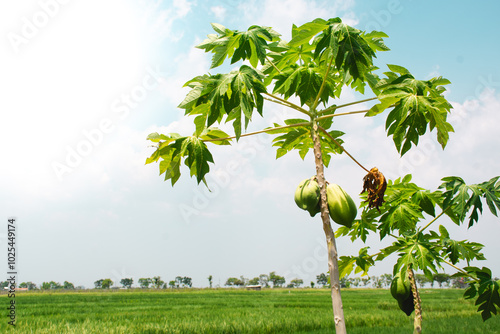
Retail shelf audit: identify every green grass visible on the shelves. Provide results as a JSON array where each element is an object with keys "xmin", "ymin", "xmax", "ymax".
[{"xmin": 1, "ymin": 288, "xmax": 498, "ymax": 333}]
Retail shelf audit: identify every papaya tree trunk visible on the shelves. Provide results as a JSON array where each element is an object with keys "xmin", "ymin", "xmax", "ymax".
[
  {"xmin": 407, "ymin": 267, "xmax": 422, "ymax": 333},
  {"xmin": 311, "ymin": 121, "xmax": 347, "ymax": 334}
]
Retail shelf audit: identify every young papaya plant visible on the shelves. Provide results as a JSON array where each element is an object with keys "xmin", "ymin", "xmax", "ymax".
[
  {"xmin": 145, "ymin": 18, "xmax": 499, "ymax": 333},
  {"xmin": 336, "ymin": 174, "xmax": 500, "ymax": 333}
]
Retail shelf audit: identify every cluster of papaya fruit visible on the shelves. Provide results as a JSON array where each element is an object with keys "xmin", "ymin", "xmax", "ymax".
[
  {"xmin": 294, "ymin": 177, "xmax": 357, "ymax": 228},
  {"xmin": 390, "ymin": 271, "xmax": 415, "ymax": 316}
]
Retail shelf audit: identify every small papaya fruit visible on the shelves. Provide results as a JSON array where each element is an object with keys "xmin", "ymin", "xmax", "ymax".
[
  {"xmin": 294, "ymin": 178, "xmax": 321, "ymax": 217},
  {"xmin": 390, "ymin": 272, "xmax": 411, "ymax": 302},
  {"xmin": 326, "ymin": 183, "xmax": 357, "ymax": 228},
  {"xmin": 391, "ymin": 272, "xmax": 414, "ymax": 316},
  {"xmin": 398, "ymin": 294, "xmax": 415, "ymax": 316}
]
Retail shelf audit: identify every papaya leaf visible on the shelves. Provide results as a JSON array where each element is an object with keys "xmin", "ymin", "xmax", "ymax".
[
  {"xmin": 463, "ymin": 267, "xmax": 500, "ymax": 321},
  {"xmin": 374, "ymin": 66, "xmax": 453, "ymax": 155},
  {"xmin": 197, "ymin": 24, "xmax": 280, "ymax": 69},
  {"xmin": 338, "ymin": 256, "xmax": 356, "ymax": 279},
  {"xmin": 438, "ymin": 176, "xmax": 500, "ymax": 227},
  {"xmin": 433, "ymin": 225, "xmax": 485, "ymax": 265},
  {"xmin": 268, "ymin": 121, "xmax": 344, "ymax": 167},
  {"xmin": 199, "ymin": 128, "xmax": 231, "ymax": 145},
  {"xmin": 314, "ymin": 19, "xmax": 380, "ymax": 85},
  {"xmin": 393, "ymin": 233, "xmax": 441, "ymax": 279},
  {"xmin": 338, "ymin": 247, "xmax": 374, "ymax": 278},
  {"xmin": 272, "ymin": 63, "xmax": 336, "ymax": 106},
  {"xmin": 288, "ymin": 18, "xmax": 329, "ymax": 47}
]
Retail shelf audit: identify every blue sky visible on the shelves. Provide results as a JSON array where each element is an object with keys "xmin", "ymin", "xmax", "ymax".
[{"xmin": 1, "ymin": 0, "xmax": 499, "ymax": 289}]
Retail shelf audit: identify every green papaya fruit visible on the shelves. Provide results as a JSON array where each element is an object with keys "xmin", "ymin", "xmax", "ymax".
[
  {"xmin": 294, "ymin": 178, "xmax": 321, "ymax": 217},
  {"xmin": 326, "ymin": 183, "xmax": 357, "ymax": 228},
  {"xmin": 398, "ymin": 294, "xmax": 415, "ymax": 316},
  {"xmin": 390, "ymin": 272, "xmax": 411, "ymax": 302},
  {"xmin": 391, "ymin": 272, "xmax": 414, "ymax": 316}
]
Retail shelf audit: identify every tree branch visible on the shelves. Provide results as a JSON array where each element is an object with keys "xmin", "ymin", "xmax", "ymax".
[
  {"xmin": 441, "ymin": 259, "xmax": 480, "ymax": 283},
  {"xmin": 419, "ymin": 208, "xmax": 449, "ymax": 233},
  {"xmin": 318, "ymin": 97, "xmax": 378, "ymax": 115},
  {"xmin": 202, "ymin": 121, "xmax": 311, "ymax": 143},
  {"xmin": 318, "ymin": 126, "xmax": 370, "ymax": 173},
  {"xmin": 265, "ymin": 55, "xmax": 282, "ymax": 74},
  {"xmin": 316, "ymin": 109, "xmax": 370, "ymax": 121},
  {"xmin": 263, "ymin": 92, "xmax": 311, "ymax": 116},
  {"xmin": 311, "ymin": 55, "xmax": 335, "ymax": 112}
]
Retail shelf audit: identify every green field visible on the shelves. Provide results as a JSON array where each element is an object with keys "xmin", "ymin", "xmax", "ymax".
[{"xmin": 1, "ymin": 288, "xmax": 499, "ymax": 333}]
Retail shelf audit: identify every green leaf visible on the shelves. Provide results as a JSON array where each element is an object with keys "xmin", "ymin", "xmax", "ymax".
[
  {"xmin": 393, "ymin": 233, "xmax": 441, "ymax": 277},
  {"xmin": 374, "ymin": 67, "xmax": 454, "ymax": 155},
  {"xmin": 387, "ymin": 64, "xmax": 410, "ymax": 75},
  {"xmin": 196, "ymin": 24, "xmax": 280, "ymax": 69},
  {"xmin": 178, "ymin": 66, "xmax": 267, "ymax": 139},
  {"xmin": 267, "ymin": 121, "xmax": 343, "ymax": 165},
  {"xmin": 464, "ymin": 267, "xmax": 500, "ymax": 321},
  {"xmin": 288, "ymin": 18, "xmax": 328, "ymax": 47},
  {"xmin": 272, "ymin": 63, "xmax": 335, "ymax": 106},
  {"xmin": 314, "ymin": 19, "xmax": 381, "ymax": 85},
  {"xmin": 199, "ymin": 128, "xmax": 231, "ymax": 145},
  {"xmin": 438, "ymin": 176, "xmax": 500, "ymax": 227}
]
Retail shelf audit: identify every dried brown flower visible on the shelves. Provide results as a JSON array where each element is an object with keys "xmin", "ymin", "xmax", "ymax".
[{"xmin": 361, "ymin": 167, "xmax": 387, "ymax": 210}]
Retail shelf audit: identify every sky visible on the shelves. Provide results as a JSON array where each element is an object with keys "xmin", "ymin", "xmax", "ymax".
[{"xmin": 1, "ymin": 0, "xmax": 499, "ymax": 289}]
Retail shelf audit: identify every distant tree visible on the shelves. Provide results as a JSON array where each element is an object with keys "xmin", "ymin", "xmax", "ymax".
[
  {"xmin": 94, "ymin": 279, "xmax": 103, "ymax": 289},
  {"xmin": 451, "ymin": 277, "xmax": 468, "ymax": 289},
  {"xmin": 380, "ymin": 274, "xmax": 393, "ymax": 288},
  {"xmin": 415, "ymin": 274, "xmax": 431, "ymax": 288},
  {"xmin": 225, "ymin": 277, "xmax": 243, "ymax": 287},
  {"xmin": 49, "ymin": 281, "xmax": 62, "ymax": 289},
  {"xmin": 208, "ymin": 275, "xmax": 213, "ymax": 288},
  {"xmin": 175, "ymin": 276, "xmax": 183, "ymax": 288},
  {"xmin": 350, "ymin": 277, "xmax": 361, "ymax": 287},
  {"xmin": 339, "ymin": 277, "xmax": 350, "ymax": 288},
  {"xmin": 168, "ymin": 280, "xmax": 176, "ymax": 288},
  {"xmin": 310, "ymin": 282, "xmax": 315, "ymax": 288},
  {"xmin": 259, "ymin": 274, "xmax": 270, "ymax": 288},
  {"xmin": 361, "ymin": 277, "xmax": 371, "ymax": 287},
  {"xmin": 182, "ymin": 277, "xmax": 193, "ymax": 288},
  {"xmin": 138, "ymin": 278, "xmax": 152, "ymax": 288},
  {"xmin": 152, "ymin": 276, "xmax": 164, "ymax": 289},
  {"xmin": 433, "ymin": 273, "xmax": 451, "ymax": 288},
  {"xmin": 371, "ymin": 276, "xmax": 383, "ymax": 289},
  {"xmin": 120, "ymin": 278, "xmax": 134, "ymax": 289},
  {"xmin": 239, "ymin": 276, "xmax": 249, "ymax": 287},
  {"xmin": 249, "ymin": 277, "xmax": 260, "ymax": 286},
  {"xmin": 0, "ymin": 281, "xmax": 9, "ymax": 289},
  {"xmin": 290, "ymin": 278, "xmax": 304, "ymax": 288},
  {"xmin": 269, "ymin": 272, "xmax": 285, "ymax": 288},
  {"xmin": 63, "ymin": 281, "xmax": 75, "ymax": 290},
  {"xmin": 316, "ymin": 273, "xmax": 328, "ymax": 288},
  {"xmin": 101, "ymin": 279, "xmax": 113, "ymax": 289},
  {"xmin": 19, "ymin": 282, "xmax": 37, "ymax": 290},
  {"xmin": 41, "ymin": 282, "xmax": 51, "ymax": 290}
]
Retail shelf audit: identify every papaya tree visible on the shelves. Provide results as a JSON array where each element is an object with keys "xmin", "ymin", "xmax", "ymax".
[{"xmin": 146, "ymin": 18, "xmax": 500, "ymax": 333}]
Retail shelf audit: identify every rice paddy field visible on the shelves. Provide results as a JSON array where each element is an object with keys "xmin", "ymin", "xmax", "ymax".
[{"xmin": 1, "ymin": 288, "xmax": 499, "ymax": 333}]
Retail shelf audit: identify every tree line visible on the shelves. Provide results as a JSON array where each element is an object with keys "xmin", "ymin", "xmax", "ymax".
[{"xmin": 1, "ymin": 272, "xmax": 487, "ymax": 291}]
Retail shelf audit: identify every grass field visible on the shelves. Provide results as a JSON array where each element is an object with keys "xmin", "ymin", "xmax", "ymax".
[{"xmin": 1, "ymin": 288, "xmax": 499, "ymax": 333}]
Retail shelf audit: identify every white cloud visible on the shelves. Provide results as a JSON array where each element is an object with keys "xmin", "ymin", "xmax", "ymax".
[
  {"xmin": 135, "ymin": 0, "xmax": 193, "ymax": 42},
  {"xmin": 210, "ymin": 6, "xmax": 227, "ymax": 21},
  {"xmin": 239, "ymin": 0, "xmax": 357, "ymax": 39}
]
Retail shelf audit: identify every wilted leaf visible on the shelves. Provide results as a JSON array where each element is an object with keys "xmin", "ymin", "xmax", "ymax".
[{"xmin": 361, "ymin": 167, "xmax": 387, "ymax": 210}]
